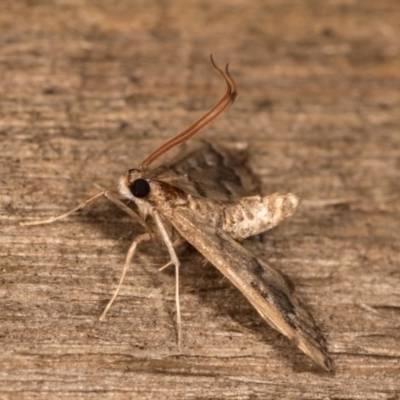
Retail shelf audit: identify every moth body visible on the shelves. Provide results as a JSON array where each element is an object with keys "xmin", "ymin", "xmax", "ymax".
[
  {"xmin": 119, "ymin": 169, "xmax": 303, "ymax": 312},
  {"xmin": 119, "ymin": 169, "xmax": 300, "ymax": 242}
]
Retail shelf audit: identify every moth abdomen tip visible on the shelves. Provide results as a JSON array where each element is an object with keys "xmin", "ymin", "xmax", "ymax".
[{"xmin": 287, "ymin": 193, "xmax": 301, "ymax": 210}]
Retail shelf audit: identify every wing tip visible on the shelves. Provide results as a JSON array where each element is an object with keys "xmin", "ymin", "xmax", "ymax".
[
  {"xmin": 313, "ymin": 348, "xmax": 334, "ymax": 372},
  {"xmin": 299, "ymin": 337, "xmax": 334, "ymax": 372}
]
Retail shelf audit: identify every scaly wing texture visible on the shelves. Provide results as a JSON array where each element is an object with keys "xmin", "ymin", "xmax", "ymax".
[
  {"xmin": 161, "ymin": 205, "xmax": 332, "ymax": 371},
  {"xmin": 149, "ymin": 142, "xmax": 259, "ymax": 201}
]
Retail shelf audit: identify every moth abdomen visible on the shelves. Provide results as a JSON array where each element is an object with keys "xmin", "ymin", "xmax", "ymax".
[{"xmin": 221, "ymin": 193, "xmax": 301, "ymax": 239}]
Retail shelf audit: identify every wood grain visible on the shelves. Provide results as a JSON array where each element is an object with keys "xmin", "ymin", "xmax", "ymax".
[{"xmin": 1, "ymin": 0, "xmax": 399, "ymax": 398}]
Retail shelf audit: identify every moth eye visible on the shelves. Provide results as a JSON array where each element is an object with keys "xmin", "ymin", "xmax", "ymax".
[{"xmin": 130, "ymin": 179, "xmax": 150, "ymax": 198}]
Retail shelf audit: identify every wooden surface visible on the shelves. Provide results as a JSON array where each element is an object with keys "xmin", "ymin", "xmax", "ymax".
[{"xmin": 1, "ymin": 0, "xmax": 399, "ymax": 398}]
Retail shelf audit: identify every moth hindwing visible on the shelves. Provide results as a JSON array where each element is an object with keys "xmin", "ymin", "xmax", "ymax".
[{"xmin": 22, "ymin": 56, "xmax": 332, "ymax": 371}]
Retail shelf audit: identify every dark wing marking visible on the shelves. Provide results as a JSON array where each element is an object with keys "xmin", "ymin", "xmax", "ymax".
[
  {"xmin": 149, "ymin": 142, "xmax": 259, "ymax": 201},
  {"xmin": 162, "ymin": 205, "xmax": 332, "ymax": 371}
]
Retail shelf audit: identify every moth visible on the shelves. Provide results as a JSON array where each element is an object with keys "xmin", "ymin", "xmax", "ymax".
[{"xmin": 22, "ymin": 56, "xmax": 332, "ymax": 371}]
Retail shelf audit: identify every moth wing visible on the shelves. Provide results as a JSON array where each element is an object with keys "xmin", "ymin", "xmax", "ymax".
[
  {"xmin": 149, "ymin": 142, "xmax": 259, "ymax": 201},
  {"xmin": 164, "ymin": 206, "xmax": 332, "ymax": 371}
]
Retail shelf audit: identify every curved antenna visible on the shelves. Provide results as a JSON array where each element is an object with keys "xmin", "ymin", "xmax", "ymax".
[{"xmin": 140, "ymin": 55, "xmax": 237, "ymax": 170}]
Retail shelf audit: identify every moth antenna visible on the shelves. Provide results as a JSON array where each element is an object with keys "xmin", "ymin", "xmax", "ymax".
[{"xmin": 140, "ymin": 55, "xmax": 237, "ymax": 169}]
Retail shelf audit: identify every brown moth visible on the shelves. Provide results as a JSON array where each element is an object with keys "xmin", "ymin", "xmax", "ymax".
[{"xmin": 22, "ymin": 56, "xmax": 332, "ymax": 371}]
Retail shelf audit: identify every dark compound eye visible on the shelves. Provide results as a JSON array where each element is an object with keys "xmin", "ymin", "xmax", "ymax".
[{"xmin": 130, "ymin": 178, "xmax": 150, "ymax": 198}]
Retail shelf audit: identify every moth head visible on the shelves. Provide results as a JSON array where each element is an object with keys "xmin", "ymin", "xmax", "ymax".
[{"xmin": 119, "ymin": 169, "xmax": 151, "ymax": 201}]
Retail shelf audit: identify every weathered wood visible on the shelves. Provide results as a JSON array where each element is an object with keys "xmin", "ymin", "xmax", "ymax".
[{"xmin": 1, "ymin": 0, "xmax": 399, "ymax": 398}]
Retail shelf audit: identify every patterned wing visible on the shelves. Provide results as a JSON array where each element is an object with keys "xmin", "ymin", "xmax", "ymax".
[
  {"xmin": 149, "ymin": 142, "xmax": 259, "ymax": 201},
  {"xmin": 160, "ymin": 204, "xmax": 332, "ymax": 371}
]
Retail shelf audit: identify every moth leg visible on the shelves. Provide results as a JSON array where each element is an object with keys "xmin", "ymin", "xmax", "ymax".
[
  {"xmin": 20, "ymin": 190, "xmax": 145, "ymax": 227},
  {"xmin": 153, "ymin": 211, "xmax": 183, "ymax": 351},
  {"xmin": 20, "ymin": 191, "xmax": 106, "ymax": 226},
  {"xmin": 158, "ymin": 237, "xmax": 186, "ymax": 271},
  {"xmin": 158, "ymin": 261, "xmax": 172, "ymax": 272},
  {"xmin": 95, "ymin": 232, "xmax": 151, "ymax": 326},
  {"xmin": 103, "ymin": 191, "xmax": 146, "ymax": 227}
]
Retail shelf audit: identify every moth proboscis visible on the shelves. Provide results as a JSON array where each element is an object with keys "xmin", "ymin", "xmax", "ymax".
[{"xmin": 21, "ymin": 56, "xmax": 332, "ymax": 372}]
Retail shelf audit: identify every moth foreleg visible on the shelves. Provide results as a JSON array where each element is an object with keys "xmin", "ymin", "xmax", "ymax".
[
  {"xmin": 95, "ymin": 232, "xmax": 151, "ymax": 326},
  {"xmin": 20, "ymin": 190, "xmax": 145, "ymax": 227},
  {"xmin": 153, "ymin": 211, "xmax": 183, "ymax": 351},
  {"xmin": 20, "ymin": 191, "xmax": 107, "ymax": 226},
  {"xmin": 103, "ymin": 191, "xmax": 146, "ymax": 227}
]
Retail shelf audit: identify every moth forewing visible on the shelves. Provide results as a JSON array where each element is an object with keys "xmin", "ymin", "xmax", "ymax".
[{"xmin": 153, "ymin": 202, "xmax": 332, "ymax": 372}]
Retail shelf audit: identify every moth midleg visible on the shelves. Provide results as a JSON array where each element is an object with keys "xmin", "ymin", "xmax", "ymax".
[
  {"xmin": 20, "ymin": 190, "xmax": 145, "ymax": 227},
  {"xmin": 20, "ymin": 189, "xmax": 150, "ymax": 328},
  {"xmin": 95, "ymin": 232, "xmax": 151, "ymax": 326},
  {"xmin": 153, "ymin": 211, "xmax": 183, "ymax": 351}
]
